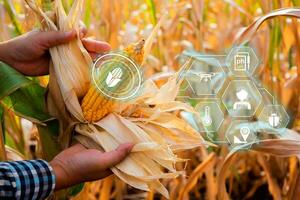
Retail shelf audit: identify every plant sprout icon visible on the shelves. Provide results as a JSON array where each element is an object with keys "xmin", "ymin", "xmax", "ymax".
[{"xmin": 233, "ymin": 89, "xmax": 252, "ymax": 110}]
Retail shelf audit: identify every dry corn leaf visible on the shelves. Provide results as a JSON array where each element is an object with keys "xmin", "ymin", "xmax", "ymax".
[
  {"xmin": 257, "ymin": 154, "xmax": 282, "ymax": 200},
  {"xmin": 235, "ymin": 8, "xmax": 300, "ymax": 45},
  {"xmin": 178, "ymin": 153, "xmax": 216, "ymax": 200},
  {"xmin": 5, "ymin": 145, "xmax": 25, "ymax": 161},
  {"xmin": 252, "ymin": 139, "xmax": 300, "ymax": 158},
  {"xmin": 217, "ymin": 152, "xmax": 239, "ymax": 200},
  {"xmin": 218, "ymin": 125, "xmax": 300, "ymax": 200},
  {"xmin": 99, "ymin": 176, "xmax": 113, "ymax": 200},
  {"xmin": 142, "ymin": 14, "xmax": 167, "ymax": 66},
  {"xmin": 144, "ymin": 75, "xmax": 180, "ymax": 105}
]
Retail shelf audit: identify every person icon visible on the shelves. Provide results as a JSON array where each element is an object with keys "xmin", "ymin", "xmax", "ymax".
[{"xmin": 233, "ymin": 89, "xmax": 251, "ymax": 110}]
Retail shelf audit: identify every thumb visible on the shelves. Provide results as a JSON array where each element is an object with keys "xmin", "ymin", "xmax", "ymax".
[
  {"xmin": 99, "ymin": 143, "xmax": 133, "ymax": 169},
  {"xmin": 37, "ymin": 30, "xmax": 77, "ymax": 48}
]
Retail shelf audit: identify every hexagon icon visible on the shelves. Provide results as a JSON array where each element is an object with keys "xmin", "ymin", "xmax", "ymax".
[
  {"xmin": 222, "ymin": 80, "xmax": 262, "ymax": 117},
  {"xmin": 226, "ymin": 46, "xmax": 259, "ymax": 77},
  {"xmin": 194, "ymin": 101, "xmax": 224, "ymax": 134},
  {"xmin": 178, "ymin": 57, "xmax": 227, "ymax": 98},
  {"xmin": 226, "ymin": 120, "xmax": 257, "ymax": 150},
  {"xmin": 258, "ymin": 105, "xmax": 290, "ymax": 132}
]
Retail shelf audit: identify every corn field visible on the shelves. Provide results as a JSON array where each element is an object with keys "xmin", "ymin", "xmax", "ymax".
[{"xmin": 1, "ymin": 0, "xmax": 300, "ymax": 199}]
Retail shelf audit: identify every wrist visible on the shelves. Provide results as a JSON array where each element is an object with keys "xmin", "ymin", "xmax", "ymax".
[
  {"xmin": 49, "ymin": 160, "xmax": 70, "ymax": 191},
  {"xmin": 50, "ymin": 159, "xmax": 84, "ymax": 191}
]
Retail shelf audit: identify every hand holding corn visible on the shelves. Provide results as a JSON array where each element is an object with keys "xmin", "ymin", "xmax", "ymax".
[
  {"xmin": 0, "ymin": 27, "xmax": 138, "ymax": 191},
  {"xmin": 50, "ymin": 143, "xmax": 133, "ymax": 191},
  {"xmin": 25, "ymin": 0, "xmax": 207, "ymax": 198},
  {"xmin": 0, "ymin": 29, "xmax": 110, "ymax": 76}
]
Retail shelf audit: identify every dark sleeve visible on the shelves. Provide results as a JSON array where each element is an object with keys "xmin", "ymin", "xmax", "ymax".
[{"xmin": 0, "ymin": 159, "xmax": 55, "ymax": 200}]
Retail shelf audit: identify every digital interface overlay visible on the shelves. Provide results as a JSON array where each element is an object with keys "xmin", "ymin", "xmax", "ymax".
[
  {"xmin": 91, "ymin": 52, "xmax": 142, "ymax": 101},
  {"xmin": 91, "ymin": 47, "xmax": 290, "ymax": 151}
]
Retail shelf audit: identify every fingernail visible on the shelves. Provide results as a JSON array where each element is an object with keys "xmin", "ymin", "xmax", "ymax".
[
  {"xmin": 122, "ymin": 143, "xmax": 134, "ymax": 153},
  {"xmin": 102, "ymin": 42, "xmax": 111, "ymax": 51},
  {"xmin": 79, "ymin": 30, "xmax": 83, "ymax": 38},
  {"xmin": 79, "ymin": 27, "xmax": 85, "ymax": 38},
  {"xmin": 65, "ymin": 30, "xmax": 76, "ymax": 38}
]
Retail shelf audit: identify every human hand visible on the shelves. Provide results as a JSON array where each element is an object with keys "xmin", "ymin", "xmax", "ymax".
[
  {"xmin": 0, "ymin": 29, "xmax": 110, "ymax": 76},
  {"xmin": 49, "ymin": 143, "xmax": 133, "ymax": 191}
]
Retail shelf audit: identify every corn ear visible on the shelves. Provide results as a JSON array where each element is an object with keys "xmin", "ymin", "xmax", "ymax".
[
  {"xmin": 81, "ymin": 39, "xmax": 145, "ymax": 122},
  {"xmin": 27, "ymin": 0, "xmax": 208, "ymax": 198}
]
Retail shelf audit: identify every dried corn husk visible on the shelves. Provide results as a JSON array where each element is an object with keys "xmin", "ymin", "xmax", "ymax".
[
  {"xmin": 217, "ymin": 125, "xmax": 300, "ymax": 200},
  {"xmin": 26, "ymin": 0, "xmax": 208, "ymax": 198}
]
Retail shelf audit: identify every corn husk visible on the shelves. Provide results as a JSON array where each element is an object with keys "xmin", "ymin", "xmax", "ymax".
[
  {"xmin": 26, "ymin": 0, "xmax": 208, "ymax": 198},
  {"xmin": 217, "ymin": 125, "xmax": 300, "ymax": 200}
]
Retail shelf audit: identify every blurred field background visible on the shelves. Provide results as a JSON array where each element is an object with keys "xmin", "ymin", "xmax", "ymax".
[{"xmin": 1, "ymin": 0, "xmax": 300, "ymax": 199}]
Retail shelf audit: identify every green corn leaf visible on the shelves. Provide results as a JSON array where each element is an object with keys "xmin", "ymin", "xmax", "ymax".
[
  {"xmin": 68, "ymin": 183, "xmax": 85, "ymax": 197},
  {"xmin": 37, "ymin": 120, "xmax": 60, "ymax": 161},
  {"xmin": 0, "ymin": 105, "xmax": 6, "ymax": 161},
  {"xmin": 0, "ymin": 62, "xmax": 53, "ymax": 124},
  {"xmin": 0, "ymin": 62, "xmax": 31, "ymax": 99},
  {"xmin": 291, "ymin": 0, "xmax": 300, "ymax": 6},
  {"xmin": 0, "ymin": 105, "xmax": 4, "ymax": 126},
  {"xmin": 41, "ymin": 0, "xmax": 53, "ymax": 11},
  {"xmin": 145, "ymin": 0, "xmax": 157, "ymax": 25},
  {"xmin": 0, "ymin": 62, "xmax": 60, "ymax": 161},
  {"xmin": 2, "ymin": 0, "xmax": 22, "ymax": 35},
  {"xmin": 84, "ymin": 0, "xmax": 91, "ymax": 27}
]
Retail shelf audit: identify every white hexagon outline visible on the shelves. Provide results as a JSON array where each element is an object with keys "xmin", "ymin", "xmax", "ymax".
[
  {"xmin": 194, "ymin": 101, "xmax": 225, "ymax": 134},
  {"xmin": 177, "ymin": 80, "xmax": 192, "ymax": 98},
  {"xmin": 225, "ymin": 46, "xmax": 259, "ymax": 78},
  {"xmin": 221, "ymin": 80, "xmax": 263, "ymax": 118},
  {"xmin": 225, "ymin": 120, "xmax": 258, "ymax": 150},
  {"xmin": 178, "ymin": 57, "xmax": 227, "ymax": 97},
  {"xmin": 257, "ymin": 104, "xmax": 290, "ymax": 130}
]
